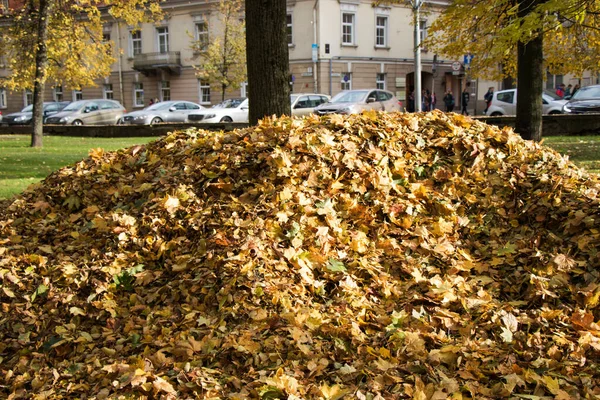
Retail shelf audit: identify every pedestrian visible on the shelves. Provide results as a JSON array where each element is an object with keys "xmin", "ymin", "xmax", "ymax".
[
  {"xmin": 572, "ymin": 83, "xmax": 580, "ymax": 96},
  {"xmin": 431, "ymin": 92, "xmax": 437, "ymax": 110},
  {"xmin": 461, "ymin": 87, "xmax": 470, "ymax": 115},
  {"xmin": 483, "ymin": 87, "xmax": 494, "ymax": 114},
  {"xmin": 443, "ymin": 90, "xmax": 455, "ymax": 112},
  {"xmin": 149, "ymin": 98, "xmax": 154, "ymax": 106},
  {"xmin": 407, "ymin": 90, "xmax": 415, "ymax": 112},
  {"xmin": 154, "ymin": 97, "xmax": 159, "ymax": 104},
  {"xmin": 423, "ymin": 89, "xmax": 431, "ymax": 111},
  {"xmin": 565, "ymin": 84, "xmax": 572, "ymax": 97},
  {"xmin": 556, "ymin": 83, "xmax": 566, "ymax": 98}
]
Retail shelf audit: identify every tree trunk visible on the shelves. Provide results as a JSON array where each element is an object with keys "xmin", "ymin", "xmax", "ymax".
[
  {"xmin": 515, "ymin": 0, "xmax": 544, "ymax": 141},
  {"xmin": 31, "ymin": 0, "xmax": 52, "ymax": 148},
  {"xmin": 245, "ymin": 0, "xmax": 290, "ymax": 125}
]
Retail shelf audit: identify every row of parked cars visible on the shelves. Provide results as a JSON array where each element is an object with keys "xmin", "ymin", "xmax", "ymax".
[
  {"xmin": 3, "ymin": 85, "xmax": 597, "ymax": 125},
  {"xmin": 0, "ymin": 89, "xmax": 403, "ymax": 126},
  {"xmin": 485, "ymin": 85, "xmax": 600, "ymax": 116}
]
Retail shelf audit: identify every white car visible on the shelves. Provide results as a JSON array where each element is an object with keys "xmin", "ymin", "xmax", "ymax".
[
  {"xmin": 485, "ymin": 89, "xmax": 567, "ymax": 116},
  {"xmin": 290, "ymin": 93, "xmax": 330, "ymax": 117},
  {"xmin": 314, "ymin": 89, "xmax": 402, "ymax": 115},
  {"xmin": 187, "ymin": 98, "xmax": 248, "ymax": 123}
]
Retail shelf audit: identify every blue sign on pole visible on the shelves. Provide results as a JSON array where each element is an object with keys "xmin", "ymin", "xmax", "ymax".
[
  {"xmin": 464, "ymin": 54, "xmax": 474, "ymax": 65},
  {"xmin": 312, "ymin": 44, "xmax": 318, "ymax": 63}
]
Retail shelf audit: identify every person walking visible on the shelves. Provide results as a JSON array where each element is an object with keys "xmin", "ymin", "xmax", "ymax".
[
  {"xmin": 572, "ymin": 84, "xmax": 580, "ymax": 96},
  {"xmin": 461, "ymin": 87, "xmax": 470, "ymax": 115},
  {"xmin": 483, "ymin": 87, "xmax": 494, "ymax": 114},
  {"xmin": 431, "ymin": 92, "xmax": 437, "ymax": 110},
  {"xmin": 443, "ymin": 90, "xmax": 455, "ymax": 112}
]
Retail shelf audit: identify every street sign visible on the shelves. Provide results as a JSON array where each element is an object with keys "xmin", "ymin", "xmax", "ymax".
[
  {"xmin": 463, "ymin": 54, "xmax": 474, "ymax": 65},
  {"xmin": 451, "ymin": 61, "xmax": 461, "ymax": 71},
  {"xmin": 311, "ymin": 44, "xmax": 318, "ymax": 63}
]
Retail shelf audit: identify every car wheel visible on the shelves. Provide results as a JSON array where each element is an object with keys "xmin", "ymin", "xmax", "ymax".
[
  {"xmin": 72, "ymin": 120, "xmax": 83, "ymax": 126},
  {"xmin": 220, "ymin": 116, "xmax": 233, "ymax": 122},
  {"xmin": 490, "ymin": 112, "xmax": 503, "ymax": 116},
  {"xmin": 151, "ymin": 117, "xmax": 162, "ymax": 125}
]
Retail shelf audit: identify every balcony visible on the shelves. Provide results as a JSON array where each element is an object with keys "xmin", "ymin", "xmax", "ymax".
[{"xmin": 132, "ymin": 52, "xmax": 181, "ymax": 76}]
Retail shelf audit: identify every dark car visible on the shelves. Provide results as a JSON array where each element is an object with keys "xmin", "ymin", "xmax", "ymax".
[
  {"xmin": 2, "ymin": 101, "xmax": 70, "ymax": 125},
  {"xmin": 562, "ymin": 85, "xmax": 600, "ymax": 114}
]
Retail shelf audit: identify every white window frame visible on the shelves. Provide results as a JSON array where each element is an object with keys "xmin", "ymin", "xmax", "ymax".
[
  {"xmin": 341, "ymin": 12, "xmax": 356, "ymax": 46},
  {"xmin": 376, "ymin": 73, "xmax": 386, "ymax": 90},
  {"xmin": 72, "ymin": 89, "xmax": 83, "ymax": 101},
  {"xmin": 240, "ymin": 81, "xmax": 248, "ymax": 98},
  {"xmin": 419, "ymin": 20, "xmax": 428, "ymax": 50},
  {"xmin": 375, "ymin": 15, "xmax": 388, "ymax": 48},
  {"xmin": 160, "ymin": 81, "xmax": 170, "ymax": 102},
  {"xmin": 286, "ymin": 13, "xmax": 293, "ymax": 46},
  {"xmin": 53, "ymin": 86, "xmax": 63, "ymax": 102},
  {"xmin": 24, "ymin": 89, "xmax": 33, "ymax": 106},
  {"xmin": 341, "ymin": 73, "xmax": 352, "ymax": 91},
  {"xmin": 134, "ymin": 82, "xmax": 144, "ymax": 107},
  {"xmin": 103, "ymin": 83, "xmax": 113, "ymax": 100},
  {"xmin": 156, "ymin": 27, "xmax": 169, "ymax": 54},
  {"xmin": 198, "ymin": 79, "xmax": 211, "ymax": 105},
  {"xmin": 195, "ymin": 21, "xmax": 209, "ymax": 52},
  {"xmin": 130, "ymin": 30, "xmax": 142, "ymax": 57},
  {"xmin": 0, "ymin": 88, "xmax": 6, "ymax": 108}
]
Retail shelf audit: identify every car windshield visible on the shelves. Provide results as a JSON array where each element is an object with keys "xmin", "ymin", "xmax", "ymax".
[
  {"xmin": 330, "ymin": 90, "xmax": 369, "ymax": 103},
  {"xmin": 146, "ymin": 102, "xmax": 173, "ymax": 111},
  {"xmin": 21, "ymin": 105, "xmax": 34, "ymax": 112},
  {"xmin": 62, "ymin": 100, "xmax": 87, "ymax": 112},
  {"xmin": 290, "ymin": 95, "xmax": 298, "ymax": 104},
  {"xmin": 213, "ymin": 98, "xmax": 245, "ymax": 109},
  {"xmin": 571, "ymin": 86, "xmax": 600, "ymax": 100},
  {"xmin": 543, "ymin": 89, "xmax": 562, "ymax": 101}
]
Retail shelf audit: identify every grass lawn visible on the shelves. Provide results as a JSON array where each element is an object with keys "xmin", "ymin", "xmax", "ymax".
[
  {"xmin": 0, "ymin": 135, "xmax": 156, "ymax": 200},
  {"xmin": 0, "ymin": 134, "xmax": 599, "ymax": 201}
]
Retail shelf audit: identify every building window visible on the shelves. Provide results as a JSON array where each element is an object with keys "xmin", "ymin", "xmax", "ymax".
[
  {"xmin": 73, "ymin": 89, "xmax": 83, "ymax": 101},
  {"xmin": 546, "ymin": 70, "xmax": 564, "ymax": 90},
  {"xmin": 341, "ymin": 73, "xmax": 352, "ymax": 91},
  {"xmin": 286, "ymin": 13, "xmax": 293, "ymax": 45},
  {"xmin": 342, "ymin": 13, "xmax": 355, "ymax": 45},
  {"xmin": 103, "ymin": 84, "xmax": 113, "ymax": 100},
  {"xmin": 198, "ymin": 79, "xmax": 211, "ymax": 104},
  {"xmin": 157, "ymin": 27, "xmax": 169, "ymax": 53},
  {"xmin": 419, "ymin": 20, "xmax": 428, "ymax": 50},
  {"xmin": 0, "ymin": 88, "xmax": 6, "ymax": 108},
  {"xmin": 130, "ymin": 31, "xmax": 142, "ymax": 57},
  {"xmin": 24, "ymin": 89, "xmax": 33, "ymax": 106},
  {"xmin": 134, "ymin": 83, "xmax": 144, "ymax": 107},
  {"xmin": 195, "ymin": 21, "xmax": 209, "ymax": 52},
  {"xmin": 376, "ymin": 16, "xmax": 387, "ymax": 47},
  {"xmin": 53, "ymin": 86, "xmax": 63, "ymax": 102},
  {"xmin": 376, "ymin": 73, "xmax": 386, "ymax": 90},
  {"xmin": 161, "ymin": 81, "xmax": 170, "ymax": 101},
  {"xmin": 240, "ymin": 81, "xmax": 248, "ymax": 98}
]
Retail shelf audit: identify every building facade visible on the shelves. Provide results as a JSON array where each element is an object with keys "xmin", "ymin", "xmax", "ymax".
[{"xmin": 3, "ymin": 0, "xmax": 594, "ymax": 116}]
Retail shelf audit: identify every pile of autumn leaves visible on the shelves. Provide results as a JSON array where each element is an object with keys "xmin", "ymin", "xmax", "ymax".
[{"xmin": 1, "ymin": 111, "xmax": 599, "ymax": 399}]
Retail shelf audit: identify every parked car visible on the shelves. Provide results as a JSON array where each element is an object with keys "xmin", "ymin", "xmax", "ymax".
[
  {"xmin": 45, "ymin": 99, "xmax": 125, "ymax": 125},
  {"xmin": 1, "ymin": 102, "xmax": 70, "ymax": 125},
  {"xmin": 314, "ymin": 89, "xmax": 402, "ymax": 115},
  {"xmin": 290, "ymin": 93, "xmax": 330, "ymax": 117},
  {"xmin": 485, "ymin": 89, "xmax": 566, "ymax": 116},
  {"xmin": 120, "ymin": 100, "xmax": 204, "ymax": 125},
  {"xmin": 187, "ymin": 98, "xmax": 249, "ymax": 123},
  {"xmin": 562, "ymin": 85, "xmax": 600, "ymax": 114}
]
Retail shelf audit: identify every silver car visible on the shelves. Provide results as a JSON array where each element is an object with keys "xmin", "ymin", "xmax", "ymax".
[
  {"xmin": 187, "ymin": 98, "xmax": 249, "ymax": 123},
  {"xmin": 290, "ymin": 93, "xmax": 330, "ymax": 117},
  {"xmin": 2, "ymin": 102, "xmax": 70, "ymax": 125},
  {"xmin": 314, "ymin": 89, "xmax": 402, "ymax": 115},
  {"xmin": 45, "ymin": 100, "xmax": 125, "ymax": 125},
  {"xmin": 120, "ymin": 101, "xmax": 204, "ymax": 125}
]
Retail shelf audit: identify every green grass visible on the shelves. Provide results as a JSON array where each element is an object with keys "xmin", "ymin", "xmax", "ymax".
[
  {"xmin": 543, "ymin": 136, "xmax": 600, "ymax": 173},
  {"xmin": 0, "ymin": 135, "xmax": 156, "ymax": 200},
  {"xmin": 0, "ymin": 134, "xmax": 599, "ymax": 201}
]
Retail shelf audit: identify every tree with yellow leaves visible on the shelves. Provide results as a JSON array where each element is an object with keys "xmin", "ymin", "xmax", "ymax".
[
  {"xmin": 192, "ymin": 0, "xmax": 246, "ymax": 102},
  {"xmin": 424, "ymin": 0, "xmax": 600, "ymax": 141},
  {"xmin": 0, "ymin": 0, "xmax": 163, "ymax": 147}
]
